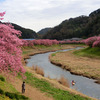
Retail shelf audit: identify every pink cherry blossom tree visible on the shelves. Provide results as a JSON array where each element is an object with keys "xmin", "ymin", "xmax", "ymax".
[
  {"xmin": 93, "ymin": 37, "xmax": 100, "ymax": 47},
  {"xmin": 0, "ymin": 11, "xmax": 25, "ymax": 76},
  {"xmin": 85, "ymin": 36, "xmax": 97, "ymax": 47}
]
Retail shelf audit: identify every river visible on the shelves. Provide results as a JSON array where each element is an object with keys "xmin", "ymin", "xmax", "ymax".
[{"xmin": 26, "ymin": 47, "xmax": 100, "ymax": 99}]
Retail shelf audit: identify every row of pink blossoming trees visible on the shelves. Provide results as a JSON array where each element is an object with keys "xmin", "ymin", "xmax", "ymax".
[
  {"xmin": 22, "ymin": 39, "xmax": 59, "ymax": 46},
  {"xmin": 21, "ymin": 36, "xmax": 100, "ymax": 48},
  {"xmin": 22, "ymin": 39, "xmax": 85, "ymax": 47}
]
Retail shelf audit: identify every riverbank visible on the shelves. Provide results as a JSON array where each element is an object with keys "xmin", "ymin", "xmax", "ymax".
[
  {"xmin": 1, "ymin": 44, "xmax": 92, "ymax": 100},
  {"xmin": 22, "ymin": 44, "xmax": 84, "ymax": 65},
  {"xmin": 21, "ymin": 44, "xmax": 98, "ymax": 100},
  {"xmin": 49, "ymin": 47, "xmax": 100, "ymax": 83}
]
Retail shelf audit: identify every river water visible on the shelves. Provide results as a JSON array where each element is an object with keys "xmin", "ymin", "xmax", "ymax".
[{"xmin": 26, "ymin": 47, "xmax": 100, "ymax": 99}]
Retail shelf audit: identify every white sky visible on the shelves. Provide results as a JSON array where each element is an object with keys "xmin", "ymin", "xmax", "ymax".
[{"xmin": 0, "ymin": 0, "xmax": 100, "ymax": 32}]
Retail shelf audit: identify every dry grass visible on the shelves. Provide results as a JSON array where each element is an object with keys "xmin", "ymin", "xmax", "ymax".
[
  {"xmin": 47, "ymin": 75, "xmax": 51, "ymax": 79},
  {"xmin": 32, "ymin": 65, "xmax": 70, "ymax": 87},
  {"xmin": 32, "ymin": 65, "xmax": 44, "ymax": 76},
  {"xmin": 32, "ymin": 65, "xmax": 35, "ymax": 70},
  {"xmin": 58, "ymin": 76, "xmax": 70, "ymax": 88},
  {"xmin": 50, "ymin": 50, "xmax": 100, "ymax": 80}
]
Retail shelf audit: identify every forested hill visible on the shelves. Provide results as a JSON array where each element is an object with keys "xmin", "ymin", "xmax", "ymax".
[
  {"xmin": 38, "ymin": 28, "xmax": 52, "ymax": 35},
  {"xmin": 43, "ymin": 8, "xmax": 100, "ymax": 40},
  {"xmin": 11, "ymin": 23, "xmax": 38, "ymax": 39},
  {"xmin": 37, "ymin": 27, "xmax": 52, "ymax": 39},
  {"xmin": 0, "ymin": 22, "xmax": 38, "ymax": 39}
]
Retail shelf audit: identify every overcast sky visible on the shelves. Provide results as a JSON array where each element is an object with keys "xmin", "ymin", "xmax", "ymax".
[{"xmin": 0, "ymin": 0, "xmax": 100, "ymax": 32}]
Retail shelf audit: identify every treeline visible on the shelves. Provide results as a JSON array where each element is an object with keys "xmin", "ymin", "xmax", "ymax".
[
  {"xmin": 0, "ymin": 21, "xmax": 38, "ymax": 39},
  {"xmin": 12, "ymin": 23, "xmax": 38, "ymax": 39},
  {"xmin": 38, "ymin": 28, "xmax": 52, "ymax": 35},
  {"xmin": 42, "ymin": 8, "xmax": 100, "ymax": 40},
  {"xmin": 37, "ymin": 28, "xmax": 52, "ymax": 39}
]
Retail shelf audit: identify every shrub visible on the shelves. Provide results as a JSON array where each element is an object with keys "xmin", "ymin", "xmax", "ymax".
[
  {"xmin": 0, "ymin": 89, "xmax": 4, "ymax": 94},
  {"xmin": 35, "ymin": 66, "xmax": 44, "ymax": 76},
  {"xmin": 5, "ymin": 92, "xmax": 29, "ymax": 100},
  {"xmin": 14, "ymin": 93, "xmax": 29, "ymax": 100},
  {"xmin": 20, "ymin": 95, "xmax": 29, "ymax": 100},
  {"xmin": 85, "ymin": 36, "xmax": 97, "ymax": 47},
  {"xmin": 32, "ymin": 65, "xmax": 35, "ymax": 70},
  {"xmin": 93, "ymin": 37, "xmax": 100, "ymax": 47},
  {"xmin": 58, "ymin": 76, "xmax": 70, "ymax": 87},
  {"xmin": 5, "ymin": 92, "xmax": 15, "ymax": 99},
  {"xmin": 0, "ymin": 76, "xmax": 5, "ymax": 82}
]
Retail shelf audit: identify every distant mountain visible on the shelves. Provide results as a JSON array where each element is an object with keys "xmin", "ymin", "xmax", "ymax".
[
  {"xmin": 11, "ymin": 23, "xmax": 38, "ymax": 39},
  {"xmin": 0, "ymin": 22, "xmax": 38, "ymax": 39},
  {"xmin": 43, "ymin": 8, "xmax": 100, "ymax": 40},
  {"xmin": 38, "ymin": 28, "xmax": 52, "ymax": 35},
  {"xmin": 37, "ymin": 28, "xmax": 52, "ymax": 39}
]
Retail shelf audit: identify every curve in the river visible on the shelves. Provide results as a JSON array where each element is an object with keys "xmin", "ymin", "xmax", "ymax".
[{"xmin": 26, "ymin": 47, "xmax": 100, "ymax": 99}]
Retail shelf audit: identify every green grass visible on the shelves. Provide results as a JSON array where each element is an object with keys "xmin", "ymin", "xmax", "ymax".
[
  {"xmin": 0, "ymin": 75, "xmax": 29, "ymax": 100},
  {"xmin": 0, "ymin": 78, "xmax": 17, "ymax": 93},
  {"xmin": 51, "ymin": 53, "xmax": 56, "ymax": 57},
  {"xmin": 22, "ymin": 44, "xmax": 85, "ymax": 55},
  {"xmin": 62, "ymin": 43, "xmax": 86, "ymax": 46},
  {"xmin": 0, "ymin": 80, "xmax": 17, "ymax": 93},
  {"xmin": 35, "ymin": 44, "xmax": 62, "ymax": 50},
  {"xmin": 22, "ymin": 72, "xmax": 91, "ymax": 100},
  {"xmin": 22, "ymin": 44, "xmax": 62, "ymax": 55},
  {"xmin": 22, "ymin": 44, "xmax": 86, "ymax": 55},
  {"xmin": 22, "ymin": 50, "xmax": 30, "ymax": 55},
  {"xmin": 73, "ymin": 47, "xmax": 100, "ymax": 58}
]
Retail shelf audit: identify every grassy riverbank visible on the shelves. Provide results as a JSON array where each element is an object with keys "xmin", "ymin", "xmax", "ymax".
[
  {"xmin": 0, "ymin": 44, "xmax": 96, "ymax": 100},
  {"xmin": 74, "ymin": 47, "xmax": 100, "ymax": 58},
  {"xmin": 22, "ymin": 44, "xmax": 82, "ymax": 65},
  {"xmin": 22, "ymin": 44, "xmax": 78, "ymax": 55},
  {"xmin": 21, "ymin": 44, "xmax": 97, "ymax": 100},
  {"xmin": 50, "ymin": 46, "xmax": 100, "ymax": 81},
  {"xmin": 73, "ymin": 47, "xmax": 100, "ymax": 84},
  {"xmin": 19, "ymin": 71, "xmax": 91, "ymax": 100}
]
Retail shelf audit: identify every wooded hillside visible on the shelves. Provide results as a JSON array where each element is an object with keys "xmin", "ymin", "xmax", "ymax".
[{"xmin": 43, "ymin": 8, "xmax": 100, "ymax": 40}]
